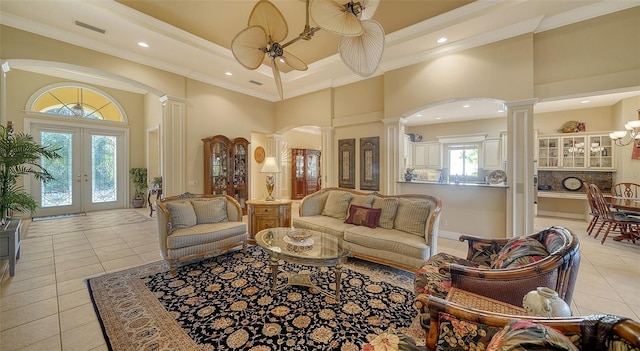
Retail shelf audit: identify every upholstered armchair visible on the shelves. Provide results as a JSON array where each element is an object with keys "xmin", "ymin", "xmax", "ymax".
[{"xmin": 414, "ymin": 226, "xmax": 581, "ymax": 328}]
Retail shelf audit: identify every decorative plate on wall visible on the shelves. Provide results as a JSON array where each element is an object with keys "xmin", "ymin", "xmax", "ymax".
[
  {"xmin": 254, "ymin": 146, "xmax": 265, "ymax": 163},
  {"xmin": 562, "ymin": 176, "xmax": 583, "ymax": 191}
]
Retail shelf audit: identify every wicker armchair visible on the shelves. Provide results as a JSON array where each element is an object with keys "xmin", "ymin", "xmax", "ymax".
[
  {"xmin": 417, "ymin": 295, "xmax": 640, "ymax": 351},
  {"xmin": 414, "ymin": 226, "xmax": 581, "ymax": 327}
]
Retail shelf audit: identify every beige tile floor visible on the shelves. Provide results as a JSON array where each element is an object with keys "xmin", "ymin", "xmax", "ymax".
[{"xmin": 0, "ymin": 207, "xmax": 639, "ymax": 350}]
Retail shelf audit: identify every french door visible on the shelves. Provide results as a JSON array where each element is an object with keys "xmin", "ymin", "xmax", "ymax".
[{"xmin": 29, "ymin": 123, "xmax": 127, "ymax": 217}]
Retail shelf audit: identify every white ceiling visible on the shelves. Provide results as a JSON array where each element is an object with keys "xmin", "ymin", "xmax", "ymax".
[{"xmin": 1, "ymin": 0, "xmax": 639, "ymax": 124}]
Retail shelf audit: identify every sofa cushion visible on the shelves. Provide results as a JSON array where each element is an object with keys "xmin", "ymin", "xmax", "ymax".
[
  {"xmin": 435, "ymin": 312, "xmax": 501, "ymax": 351},
  {"xmin": 167, "ymin": 222, "xmax": 247, "ymax": 249},
  {"xmin": 166, "ymin": 201, "xmax": 197, "ymax": 229},
  {"xmin": 344, "ymin": 225, "xmax": 429, "ymax": 260},
  {"xmin": 394, "ymin": 198, "xmax": 431, "ymax": 239},
  {"xmin": 292, "ymin": 216, "xmax": 351, "ymax": 239},
  {"xmin": 301, "ymin": 191, "xmax": 329, "ymax": 216},
  {"xmin": 486, "ymin": 320, "xmax": 579, "ymax": 351},
  {"xmin": 491, "ymin": 237, "xmax": 550, "ymax": 269},
  {"xmin": 372, "ymin": 197, "xmax": 398, "ymax": 229},
  {"xmin": 344, "ymin": 205, "xmax": 381, "ymax": 229},
  {"xmin": 350, "ymin": 194, "xmax": 375, "ymax": 208},
  {"xmin": 191, "ymin": 198, "xmax": 228, "ymax": 224},
  {"xmin": 321, "ymin": 190, "xmax": 352, "ymax": 219}
]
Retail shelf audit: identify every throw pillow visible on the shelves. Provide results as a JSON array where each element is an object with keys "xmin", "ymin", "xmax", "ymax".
[
  {"xmin": 321, "ymin": 191, "xmax": 352, "ymax": 219},
  {"xmin": 372, "ymin": 197, "xmax": 399, "ymax": 229},
  {"xmin": 435, "ymin": 312, "xmax": 500, "ymax": 351},
  {"xmin": 486, "ymin": 320, "xmax": 579, "ymax": 351},
  {"xmin": 344, "ymin": 205, "xmax": 382, "ymax": 228},
  {"xmin": 350, "ymin": 194, "xmax": 375, "ymax": 208},
  {"xmin": 191, "ymin": 198, "xmax": 228, "ymax": 224},
  {"xmin": 166, "ymin": 201, "xmax": 197, "ymax": 229},
  {"xmin": 491, "ymin": 237, "xmax": 549, "ymax": 269},
  {"xmin": 393, "ymin": 198, "xmax": 431, "ymax": 238}
]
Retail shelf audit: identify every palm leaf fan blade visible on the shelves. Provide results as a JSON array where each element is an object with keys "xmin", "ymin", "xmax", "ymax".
[
  {"xmin": 271, "ymin": 59, "xmax": 284, "ymax": 100},
  {"xmin": 338, "ymin": 19, "xmax": 384, "ymax": 77},
  {"xmin": 248, "ymin": 0, "xmax": 288, "ymax": 43},
  {"xmin": 310, "ymin": 0, "xmax": 363, "ymax": 36},
  {"xmin": 359, "ymin": 0, "xmax": 380, "ymax": 20},
  {"xmin": 281, "ymin": 50, "xmax": 308, "ymax": 71},
  {"xmin": 231, "ymin": 26, "xmax": 268, "ymax": 70}
]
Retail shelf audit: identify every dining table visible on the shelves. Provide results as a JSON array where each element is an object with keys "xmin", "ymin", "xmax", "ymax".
[{"xmin": 606, "ymin": 197, "xmax": 640, "ymax": 242}]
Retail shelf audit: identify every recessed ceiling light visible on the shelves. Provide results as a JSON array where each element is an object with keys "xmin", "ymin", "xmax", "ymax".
[
  {"xmin": 137, "ymin": 42, "xmax": 149, "ymax": 48},
  {"xmin": 498, "ymin": 109, "xmax": 505, "ymax": 113},
  {"xmin": 436, "ymin": 117, "xmax": 442, "ymax": 120},
  {"xmin": 437, "ymin": 37, "xmax": 447, "ymax": 44},
  {"xmin": 225, "ymin": 72, "xmax": 233, "ymax": 76},
  {"xmin": 580, "ymin": 100, "xmax": 590, "ymax": 104},
  {"xmin": 416, "ymin": 114, "xmax": 422, "ymax": 117},
  {"xmin": 462, "ymin": 104, "xmax": 470, "ymax": 108}
]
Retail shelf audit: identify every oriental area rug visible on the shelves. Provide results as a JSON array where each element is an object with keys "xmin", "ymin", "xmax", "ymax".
[{"xmin": 87, "ymin": 246, "xmax": 423, "ymax": 351}]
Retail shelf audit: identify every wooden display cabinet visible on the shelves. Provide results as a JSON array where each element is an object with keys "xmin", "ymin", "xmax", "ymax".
[
  {"xmin": 291, "ymin": 148, "xmax": 321, "ymax": 200},
  {"xmin": 202, "ymin": 135, "xmax": 250, "ymax": 214}
]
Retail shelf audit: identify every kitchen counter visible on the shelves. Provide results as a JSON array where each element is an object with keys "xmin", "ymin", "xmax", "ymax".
[{"xmin": 538, "ymin": 191, "xmax": 587, "ymax": 200}]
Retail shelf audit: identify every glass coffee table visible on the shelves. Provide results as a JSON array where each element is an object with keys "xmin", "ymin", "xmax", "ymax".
[{"xmin": 255, "ymin": 227, "xmax": 350, "ymax": 302}]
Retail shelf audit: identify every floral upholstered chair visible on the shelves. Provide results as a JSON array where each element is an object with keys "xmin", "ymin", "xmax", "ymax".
[{"xmin": 414, "ymin": 226, "xmax": 580, "ymax": 329}]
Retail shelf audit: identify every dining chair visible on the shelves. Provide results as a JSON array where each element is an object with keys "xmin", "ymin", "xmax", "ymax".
[
  {"xmin": 584, "ymin": 182, "xmax": 603, "ymax": 236},
  {"xmin": 611, "ymin": 182, "xmax": 640, "ymax": 216},
  {"xmin": 590, "ymin": 184, "xmax": 640, "ymax": 244}
]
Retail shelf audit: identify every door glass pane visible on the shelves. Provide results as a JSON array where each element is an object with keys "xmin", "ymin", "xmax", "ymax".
[
  {"xmin": 92, "ymin": 135, "xmax": 117, "ymax": 203},
  {"xmin": 41, "ymin": 131, "xmax": 72, "ymax": 207}
]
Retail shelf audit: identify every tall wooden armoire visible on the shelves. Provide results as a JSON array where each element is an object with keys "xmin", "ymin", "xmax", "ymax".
[
  {"xmin": 202, "ymin": 135, "xmax": 250, "ymax": 214},
  {"xmin": 291, "ymin": 148, "xmax": 321, "ymax": 200}
]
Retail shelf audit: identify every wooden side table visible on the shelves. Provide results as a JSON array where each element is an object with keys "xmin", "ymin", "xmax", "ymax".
[
  {"xmin": 446, "ymin": 287, "xmax": 526, "ymax": 315},
  {"xmin": 246, "ymin": 199, "xmax": 292, "ymax": 240}
]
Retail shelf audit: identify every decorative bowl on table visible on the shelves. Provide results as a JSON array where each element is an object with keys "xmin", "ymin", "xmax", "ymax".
[
  {"xmin": 286, "ymin": 229, "xmax": 312, "ymax": 242},
  {"xmin": 284, "ymin": 230, "xmax": 314, "ymax": 252}
]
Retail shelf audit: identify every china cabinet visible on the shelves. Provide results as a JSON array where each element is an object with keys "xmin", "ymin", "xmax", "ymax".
[
  {"xmin": 536, "ymin": 132, "xmax": 615, "ymax": 171},
  {"xmin": 291, "ymin": 148, "xmax": 321, "ymax": 200},
  {"xmin": 202, "ymin": 135, "xmax": 250, "ymax": 214}
]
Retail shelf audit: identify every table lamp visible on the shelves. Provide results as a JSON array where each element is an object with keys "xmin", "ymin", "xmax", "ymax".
[{"xmin": 260, "ymin": 156, "xmax": 280, "ymax": 201}]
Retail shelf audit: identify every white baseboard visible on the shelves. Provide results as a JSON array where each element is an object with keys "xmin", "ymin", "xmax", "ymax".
[{"xmin": 536, "ymin": 210, "xmax": 585, "ymax": 220}]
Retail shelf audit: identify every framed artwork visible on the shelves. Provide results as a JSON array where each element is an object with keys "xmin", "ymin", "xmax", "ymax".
[
  {"xmin": 360, "ymin": 137, "xmax": 379, "ymax": 191},
  {"xmin": 338, "ymin": 139, "xmax": 356, "ymax": 188}
]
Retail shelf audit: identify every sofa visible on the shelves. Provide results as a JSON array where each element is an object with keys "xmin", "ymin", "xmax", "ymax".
[
  {"xmin": 292, "ymin": 187, "xmax": 442, "ymax": 271},
  {"xmin": 415, "ymin": 294, "xmax": 640, "ymax": 351},
  {"xmin": 156, "ymin": 193, "xmax": 248, "ymax": 274},
  {"xmin": 415, "ymin": 226, "xmax": 581, "ymax": 306}
]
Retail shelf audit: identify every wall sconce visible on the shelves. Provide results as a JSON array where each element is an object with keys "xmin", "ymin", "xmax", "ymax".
[
  {"xmin": 260, "ymin": 156, "xmax": 280, "ymax": 201},
  {"xmin": 609, "ymin": 109, "xmax": 640, "ymax": 147}
]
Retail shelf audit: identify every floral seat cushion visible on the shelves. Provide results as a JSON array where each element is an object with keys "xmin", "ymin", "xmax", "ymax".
[
  {"xmin": 486, "ymin": 320, "xmax": 579, "ymax": 351},
  {"xmin": 491, "ymin": 237, "xmax": 550, "ymax": 269},
  {"xmin": 414, "ymin": 252, "xmax": 482, "ymax": 298}
]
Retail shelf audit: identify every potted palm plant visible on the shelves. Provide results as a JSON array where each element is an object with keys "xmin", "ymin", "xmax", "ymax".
[
  {"xmin": 0, "ymin": 122, "xmax": 61, "ymax": 226},
  {"xmin": 129, "ymin": 167, "xmax": 147, "ymax": 208}
]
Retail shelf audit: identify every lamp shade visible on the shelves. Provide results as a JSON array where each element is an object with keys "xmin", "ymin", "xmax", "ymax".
[{"xmin": 260, "ymin": 156, "xmax": 280, "ymax": 173}]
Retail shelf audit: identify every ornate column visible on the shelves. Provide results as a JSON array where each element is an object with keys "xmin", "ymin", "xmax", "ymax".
[
  {"xmin": 159, "ymin": 95, "xmax": 187, "ymax": 197},
  {"xmin": 320, "ymin": 127, "xmax": 334, "ymax": 188},
  {"xmin": 504, "ymin": 98, "xmax": 538, "ymax": 237},
  {"xmin": 382, "ymin": 117, "xmax": 407, "ymax": 195}
]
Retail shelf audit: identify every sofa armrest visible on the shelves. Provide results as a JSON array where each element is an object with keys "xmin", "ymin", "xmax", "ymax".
[{"xmin": 155, "ymin": 202, "xmax": 171, "ymax": 260}]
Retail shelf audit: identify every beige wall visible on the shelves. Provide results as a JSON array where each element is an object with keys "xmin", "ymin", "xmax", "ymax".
[
  {"xmin": 534, "ymin": 106, "xmax": 615, "ymax": 135},
  {"xmin": 384, "ymin": 34, "xmax": 534, "ymax": 119},
  {"xmin": 407, "ymin": 117, "xmax": 506, "ymax": 142},
  {"xmin": 274, "ymin": 89, "xmax": 331, "ymax": 133},
  {"xmin": 534, "ymin": 7, "xmax": 640, "ymax": 99},
  {"xmin": 612, "ymin": 96, "xmax": 640, "ymax": 183},
  {"xmin": 333, "ymin": 76, "xmax": 384, "ymax": 119}
]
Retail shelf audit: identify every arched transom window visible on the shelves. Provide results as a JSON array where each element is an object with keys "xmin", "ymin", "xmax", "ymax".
[{"xmin": 30, "ymin": 85, "xmax": 126, "ymax": 122}]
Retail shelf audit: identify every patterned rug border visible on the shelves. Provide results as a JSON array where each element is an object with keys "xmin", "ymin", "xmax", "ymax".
[{"xmin": 87, "ymin": 246, "xmax": 423, "ymax": 351}]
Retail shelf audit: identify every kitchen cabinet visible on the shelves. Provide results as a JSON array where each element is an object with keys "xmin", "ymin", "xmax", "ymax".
[
  {"xmin": 413, "ymin": 143, "xmax": 427, "ymax": 167},
  {"xmin": 536, "ymin": 132, "xmax": 615, "ymax": 170},
  {"xmin": 500, "ymin": 131, "xmax": 508, "ymax": 164},
  {"xmin": 411, "ymin": 142, "xmax": 441, "ymax": 168},
  {"xmin": 202, "ymin": 135, "xmax": 250, "ymax": 214},
  {"xmin": 482, "ymin": 138, "xmax": 502, "ymax": 170},
  {"xmin": 426, "ymin": 142, "xmax": 441, "ymax": 168}
]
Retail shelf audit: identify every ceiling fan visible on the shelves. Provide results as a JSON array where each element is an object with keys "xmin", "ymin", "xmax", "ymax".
[{"xmin": 231, "ymin": 0, "xmax": 384, "ymax": 99}]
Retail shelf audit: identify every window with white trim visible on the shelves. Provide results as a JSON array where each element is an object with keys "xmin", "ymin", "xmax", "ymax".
[{"xmin": 30, "ymin": 85, "xmax": 125, "ymax": 122}]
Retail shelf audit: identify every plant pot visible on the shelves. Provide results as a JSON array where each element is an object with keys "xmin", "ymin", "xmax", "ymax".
[
  {"xmin": 131, "ymin": 199, "xmax": 146, "ymax": 208},
  {"xmin": 404, "ymin": 174, "xmax": 413, "ymax": 182}
]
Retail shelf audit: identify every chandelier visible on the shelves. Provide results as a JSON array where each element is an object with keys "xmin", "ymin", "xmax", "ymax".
[
  {"xmin": 609, "ymin": 109, "xmax": 640, "ymax": 147},
  {"xmin": 231, "ymin": 0, "xmax": 385, "ymax": 100}
]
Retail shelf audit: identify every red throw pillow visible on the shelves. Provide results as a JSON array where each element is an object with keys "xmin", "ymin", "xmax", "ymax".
[{"xmin": 344, "ymin": 205, "xmax": 382, "ymax": 229}]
